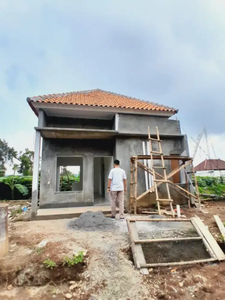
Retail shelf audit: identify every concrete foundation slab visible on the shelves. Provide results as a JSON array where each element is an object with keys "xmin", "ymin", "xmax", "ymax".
[{"xmin": 36, "ymin": 206, "xmax": 118, "ymax": 220}]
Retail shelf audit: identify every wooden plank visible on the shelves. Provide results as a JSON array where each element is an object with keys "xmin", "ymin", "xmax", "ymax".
[
  {"xmin": 214, "ymin": 215, "xmax": 225, "ymax": 239},
  {"xmin": 134, "ymin": 237, "xmax": 202, "ymax": 243},
  {"xmin": 129, "ymin": 218, "xmax": 191, "ymax": 222},
  {"xmin": 127, "ymin": 220, "xmax": 149, "ymax": 274},
  {"xmin": 135, "ymin": 155, "xmax": 192, "ymax": 161},
  {"xmin": 191, "ymin": 218, "xmax": 216, "ymax": 259},
  {"xmin": 192, "ymin": 217, "xmax": 225, "ymax": 261},
  {"xmin": 141, "ymin": 258, "xmax": 216, "ymax": 268}
]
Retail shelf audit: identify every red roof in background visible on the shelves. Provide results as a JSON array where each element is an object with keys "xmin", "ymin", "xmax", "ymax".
[
  {"xmin": 194, "ymin": 159, "xmax": 225, "ymax": 172},
  {"xmin": 27, "ymin": 89, "xmax": 178, "ymax": 114}
]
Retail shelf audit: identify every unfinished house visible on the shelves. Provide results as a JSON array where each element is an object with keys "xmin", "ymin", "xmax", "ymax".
[{"xmin": 27, "ymin": 89, "xmax": 190, "ymax": 219}]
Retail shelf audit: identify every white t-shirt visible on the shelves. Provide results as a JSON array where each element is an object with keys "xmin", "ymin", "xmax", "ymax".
[{"xmin": 108, "ymin": 167, "xmax": 127, "ymax": 191}]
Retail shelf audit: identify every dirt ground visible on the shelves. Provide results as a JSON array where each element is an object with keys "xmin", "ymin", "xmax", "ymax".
[{"xmin": 1, "ymin": 201, "xmax": 225, "ymax": 300}]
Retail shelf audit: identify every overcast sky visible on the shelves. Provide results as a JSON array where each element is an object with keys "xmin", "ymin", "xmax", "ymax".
[{"xmin": 1, "ymin": 0, "xmax": 225, "ymax": 172}]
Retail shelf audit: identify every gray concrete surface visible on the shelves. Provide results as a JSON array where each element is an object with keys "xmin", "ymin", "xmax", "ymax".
[{"xmin": 38, "ymin": 112, "xmax": 189, "ymax": 209}]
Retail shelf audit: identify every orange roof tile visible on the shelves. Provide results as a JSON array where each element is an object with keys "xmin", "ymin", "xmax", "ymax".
[{"xmin": 27, "ymin": 89, "xmax": 177, "ymax": 114}]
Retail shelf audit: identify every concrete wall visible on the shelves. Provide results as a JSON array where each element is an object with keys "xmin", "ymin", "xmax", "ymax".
[
  {"xmin": 40, "ymin": 139, "xmax": 114, "ymax": 208},
  {"xmin": 118, "ymin": 114, "xmax": 181, "ymax": 135},
  {"xmin": 39, "ymin": 113, "xmax": 189, "ymax": 208}
]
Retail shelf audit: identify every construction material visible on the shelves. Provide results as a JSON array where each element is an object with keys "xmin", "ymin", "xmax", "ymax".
[
  {"xmin": 191, "ymin": 217, "xmax": 225, "ymax": 261},
  {"xmin": 141, "ymin": 258, "xmax": 216, "ymax": 268},
  {"xmin": 148, "ymin": 127, "xmax": 174, "ymax": 216},
  {"xmin": 176, "ymin": 205, "xmax": 181, "ymax": 218},
  {"xmin": 214, "ymin": 215, "xmax": 225, "ymax": 240},
  {"xmin": 127, "ymin": 217, "xmax": 224, "ymax": 271},
  {"xmin": 68, "ymin": 211, "xmax": 118, "ymax": 231},
  {"xmin": 130, "ymin": 127, "xmax": 201, "ymax": 213},
  {"xmin": 126, "ymin": 219, "xmax": 149, "ymax": 274},
  {"xmin": 134, "ymin": 236, "xmax": 202, "ymax": 243}
]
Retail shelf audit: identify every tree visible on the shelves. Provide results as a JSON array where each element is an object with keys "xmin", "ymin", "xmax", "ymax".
[
  {"xmin": 0, "ymin": 165, "xmax": 28, "ymax": 199},
  {"xmin": 0, "ymin": 139, "xmax": 17, "ymax": 176},
  {"xmin": 17, "ymin": 148, "xmax": 34, "ymax": 176}
]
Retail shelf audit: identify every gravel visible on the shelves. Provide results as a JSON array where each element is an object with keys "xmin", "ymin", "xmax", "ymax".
[{"xmin": 68, "ymin": 211, "xmax": 119, "ymax": 231}]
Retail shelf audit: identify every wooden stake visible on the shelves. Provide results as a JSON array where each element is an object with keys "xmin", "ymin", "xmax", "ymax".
[{"xmin": 191, "ymin": 161, "xmax": 201, "ymax": 208}]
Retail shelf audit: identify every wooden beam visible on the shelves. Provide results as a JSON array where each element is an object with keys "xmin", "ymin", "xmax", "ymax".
[
  {"xmin": 192, "ymin": 217, "xmax": 225, "ymax": 261},
  {"xmin": 129, "ymin": 218, "xmax": 191, "ymax": 222},
  {"xmin": 134, "ymin": 158, "xmax": 138, "ymax": 214},
  {"xmin": 127, "ymin": 220, "xmax": 149, "ymax": 274},
  {"xmin": 167, "ymin": 180, "xmax": 198, "ymax": 199},
  {"xmin": 140, "ymin": 258, "xmax": 216, "ymax": 268},
  {"xmin": 134, "ymin": 155, "xmax": 192, "ymax": 161},
  {"xmin": 214, "ymin": 215, "xmax": 225, "ymax": 240},
  {"xmin": 134, "ymin": 237, "xmax": 202, "ymax": 243},
  {"xmin": 191, "ymin": 218, "xmax": 217, "ymax": 259}
]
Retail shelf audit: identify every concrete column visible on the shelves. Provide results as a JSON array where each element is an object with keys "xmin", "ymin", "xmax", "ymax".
[
  {"xmin": 115, "ymin": 113, "xmax": 119, "ymax": 131},
  {"xmin": 31, "ymin": 109, "xmax": 45, "ymax": 219},
  {"xmin": 31, "ymin": 129, "xmax": 41, "ymax": 219}
]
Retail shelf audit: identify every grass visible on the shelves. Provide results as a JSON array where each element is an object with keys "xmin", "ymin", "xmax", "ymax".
[
  {"xmin": 10, "ymin": 208, "xmax": 23, "ymax": 217},
  {"xmin": 43, "ymin": 259, "xmax": 56, "ymax": 269}
]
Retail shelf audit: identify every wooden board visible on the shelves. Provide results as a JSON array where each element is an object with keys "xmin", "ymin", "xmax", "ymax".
[
  {"xmin": 192, "ymin": 217, "xmax": 225, "ymax": 261},
  {"xmin": 141, "ymin": 258, "xmax": 216, "ymax": 268},
  {"xmin": 127, "ymin": 220, "xmax": 149, "ymax": 274},
  {"xmin": 214, "ymin": 215, "xmax": 225, "ymax": 239}
]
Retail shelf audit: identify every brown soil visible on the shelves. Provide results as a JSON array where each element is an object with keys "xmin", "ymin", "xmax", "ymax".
[{"xmin": 1, "ymin": 200, "xmax": 225, "ymax": 299}]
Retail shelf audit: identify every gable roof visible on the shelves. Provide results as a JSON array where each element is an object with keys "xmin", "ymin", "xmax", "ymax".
[
  {"xmin": 27, "ymin": 89, "xmax": 178, "ymax": 115},
  {"xmin": 194, "ymin": 159, "xmax": 225, "ymax": 172}
]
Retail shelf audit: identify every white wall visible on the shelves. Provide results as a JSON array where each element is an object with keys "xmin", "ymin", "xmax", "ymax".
[{"xmin": 196, "ymin": 170, "xmax": 225, "ymax": 177}]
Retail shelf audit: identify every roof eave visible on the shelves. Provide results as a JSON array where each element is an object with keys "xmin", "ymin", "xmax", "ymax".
[{"xmin": 29, "ymin": 101, "xmax": 177, "ymax": 117}]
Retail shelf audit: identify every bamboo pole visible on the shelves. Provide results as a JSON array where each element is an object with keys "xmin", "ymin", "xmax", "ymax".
[
  {"xmin": 134, "ymin": 157, "xmax": 138, "ymax": 214},
  {"xmin": 191, "ymin": 160, "xmax": 201, "ymax": 208},
  {"xmin": 130, "ymin": 159, "xmax": 134, "ymax": 212}
]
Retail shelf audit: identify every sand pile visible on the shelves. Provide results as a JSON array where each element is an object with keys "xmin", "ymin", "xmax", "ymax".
[{"xmin": 68, "ymin": 211, "xmax": 117, "ymax": 231}]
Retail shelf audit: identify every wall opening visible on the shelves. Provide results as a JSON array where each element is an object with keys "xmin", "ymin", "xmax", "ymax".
[
  {"xmin": 56, "ymin": 157, "xmax": 83, "ymax": 192},
  {"xmin": 94, "ymin": 157, "xmax": 113, "ymax": 205}
]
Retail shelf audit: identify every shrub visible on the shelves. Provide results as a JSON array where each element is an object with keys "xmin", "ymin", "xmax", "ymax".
[{"xmin": 63, "ymin": 252, "xmax": 84, "ymax": 267}]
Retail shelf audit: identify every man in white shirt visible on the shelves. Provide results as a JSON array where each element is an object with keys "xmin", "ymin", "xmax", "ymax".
[{"xmin": 107, "ymin": 159, "xmax": 127, "ymax": 219}]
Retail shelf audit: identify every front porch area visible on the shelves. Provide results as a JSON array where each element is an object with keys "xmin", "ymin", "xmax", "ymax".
[{"xmin": 36, "ymin": 204, "xmax": 115, "ymax": 220}]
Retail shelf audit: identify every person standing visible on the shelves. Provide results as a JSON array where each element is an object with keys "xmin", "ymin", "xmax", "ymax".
[{"xmin": 107, "ymin": 159, "xmax": 127, "ymax": 219}]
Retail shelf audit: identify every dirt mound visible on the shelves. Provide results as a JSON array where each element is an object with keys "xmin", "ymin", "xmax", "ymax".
[{"xmin": 68, "ymin": 211, "xmax": 117, "ymax": 231}]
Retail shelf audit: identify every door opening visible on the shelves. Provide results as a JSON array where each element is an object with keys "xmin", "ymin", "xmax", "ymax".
[{"xmin": 94, "ymin": 157, "xmax": 113, "ymax": 206}]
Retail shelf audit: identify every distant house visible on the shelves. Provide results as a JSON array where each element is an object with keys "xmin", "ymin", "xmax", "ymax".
[
  {"xmin": 27, "ymin": 89, "xmax": 190, "ymax": 218},
  {"xmin": 194, "ymin": 159, "xmax": 225, "ymax": 177}
]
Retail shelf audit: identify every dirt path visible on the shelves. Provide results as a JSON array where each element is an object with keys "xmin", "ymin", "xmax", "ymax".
[{"xmin": 1, "ymin": 202, "xmax": 225, "ymax": 299}]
